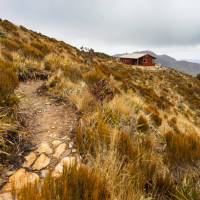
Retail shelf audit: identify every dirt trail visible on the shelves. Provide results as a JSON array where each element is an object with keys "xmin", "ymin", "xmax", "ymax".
[
  {"xmin": 18, "ymin": 81, "xmax": 76, "ymax": 144},
  {"xmin": 0, "ymin": 80, "xmax": 78, "ymax": 199}
]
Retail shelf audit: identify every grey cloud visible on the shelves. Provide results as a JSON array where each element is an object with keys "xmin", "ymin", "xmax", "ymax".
[{"xmin": 1, "ymin": 0, "xmax": 200, "ymax": 57}]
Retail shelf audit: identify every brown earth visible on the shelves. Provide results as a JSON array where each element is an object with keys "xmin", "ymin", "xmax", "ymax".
[{"xmin": 0, "ymin": 81, "xmax": 79, "ymax": 199}]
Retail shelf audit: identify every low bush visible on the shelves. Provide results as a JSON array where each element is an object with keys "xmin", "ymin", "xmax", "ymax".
[{"xmin": 90, "ymin": 79, "xmax": 114, "ymax": 102}]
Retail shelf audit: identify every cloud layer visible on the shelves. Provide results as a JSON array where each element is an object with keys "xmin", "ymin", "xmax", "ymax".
[{"xmin": 1, "ymin": 0, "xmax": 200, "ymax": 59}]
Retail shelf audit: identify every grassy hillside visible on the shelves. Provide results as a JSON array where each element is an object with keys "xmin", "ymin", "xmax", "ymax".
[{"xmin": 1, "ymin": 19, "xmax": 200, "ymax": 200}]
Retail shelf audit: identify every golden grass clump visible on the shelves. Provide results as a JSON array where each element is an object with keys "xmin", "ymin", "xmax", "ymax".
[
  {"xmin": 30, "ymin": 41, "xmax": 50, "ymax": 55},
  {"xmin": 76, "ymin": 117, "xmax": 111, "ymax": 156},
  {"xmin": 1, "ymin": 49, "xmax": 13, "ymax": 61},
  {"xmin": 21, "ymin": 44, "xmax": 45, "ymax": 59},
  {"xmin": 17, "ymin": 164, "xmax": 110, "ymax": 200},
  {"xmin": 137, "ymin": 114, "xmax": 149, "ymax": 132},
  {"xmin": 165, "ymin": 131, "xmax": 200, "ymax": 163},
  {"xmin": 62, "ymin": 64, "xmax": 83, "ymax": 82},
  {"xmin": 145, "ymin": 105, "xmax": 162, "ymax": 127},
  {"xmin": 1, "ymin": 38, "xmax": 20, "ymax": 51},
  {"xmin": 0, "ymin": 60, "xmax": 19, "ymax": 105},
  {"xmin": 83, "ymin": 69, "xmax": 105, "ymax": 85}
]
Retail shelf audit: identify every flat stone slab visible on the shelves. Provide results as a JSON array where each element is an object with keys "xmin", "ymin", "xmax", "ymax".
[
  {"xmin": 2, "ymin": 168, "xmax": 39, "ymax": 193},
  {"xmin": 23, "ymin": 152, "xmax": 37, "ymax": 168},
  {"xmin": 52, "ymin": 140, "xmax": 62, "ymax": 148},
  {"xmin": 36, "ymin": 143, "xmax": 53, "ymax": 155},
  {"xmin": 52, "ymin": 156, "xmax": 76, "ymax": 177},
  {"xmin": 32, "ymin": 154, "xmax": 50, "ymax": 170},
  {"xmin": 53, "ymin": 143, "xmax": 66, "ymax": 158}
]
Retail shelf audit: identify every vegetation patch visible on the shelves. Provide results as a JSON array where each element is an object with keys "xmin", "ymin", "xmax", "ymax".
[
  {"xmin": 165, "ymin": 131, "xmax": 200, "ymax": 163},
  {"xmin": 16, "ymin": 164, "xmax": 110, "ymax": 200},
  {"xmin": 0, "ymin": 60, "xmax": 19, "ymax": 106}
]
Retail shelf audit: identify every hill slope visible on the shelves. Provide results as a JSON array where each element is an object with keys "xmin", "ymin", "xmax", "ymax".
[
  {"xmin": 1, "ymin": 19, "xmax": 200, "ymax": 200},
  {"xmin": 148, "ymin": 51, "xmax": 200, "ymax": 76}
]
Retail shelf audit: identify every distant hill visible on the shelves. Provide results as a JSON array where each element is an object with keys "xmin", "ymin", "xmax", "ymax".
[{"xmin": 115, "ymin": 51, "xmax": 200, "ymax": 76}]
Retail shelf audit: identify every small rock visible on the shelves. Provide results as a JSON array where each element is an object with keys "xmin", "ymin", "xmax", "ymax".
[
  {"xmin": 40, "ymin": 170, "xmax": 49, "ymax": 178},
  {"xmin": 23, "ymin": 152, "xmax": 37, "ymax": 168},
  {"xmin": 71, "ymin": 149, "xmax": 77, "ymax": 153},
  {"xmin": 36, "ymin": 143, "xmax": 53, "ymax": 155},
  {"xmin": 49, "ymin": 133, "xmax": 56, "ymax": 138},
  {"xmin": 32, "ymin": 154, "xmax": 50, "ymax": 170},
  {"xmin": 69, "ymin": 142, "xmax": 73, "ymax": 148},
  {"xmin": 5, "ymin": 171, "xmax": 14, "ymax": 177},
  {"xmin": 52, "ymin": 156, "xmax": 76, "ymax": 177},
  {"xmin": 52, "ymin": 140, "xmax": 62, "ymax": 147},
  {"xmin": 53, "ymin": 143, "xmax": 66, "ymax": 158},
  {"xmin": 64, "ymin": 149, "xmax": 71, "ymax": 157}
]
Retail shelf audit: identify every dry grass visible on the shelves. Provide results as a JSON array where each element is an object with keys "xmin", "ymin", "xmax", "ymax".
[
  {"xmin": 1, "ymin": 19, "xmax": 200, "ymax": 200},
  {"xmin": 164, "ymin": 131, "xmax": 200, "ymax": 163},
  {"xmin": 1, "ymin": 38, "xmax": 20, "ymax": 51},
  {"xmin": 16, "ymin": 164, "xmax": 110, "ymax": 200},
  {"xmin": 0, "ymin": 60, "xmax": 19, "ymax": 105},
  {"xmin": 21, "ymin": 44, "xmax": 45, "ymax": 59},
  {"xmin": 1, "ymin": 49, "xmax": 13, "ymax": 61},
  {"xmin": 137, "ymin": 114, "xmax": 149, "ymax": 132}
]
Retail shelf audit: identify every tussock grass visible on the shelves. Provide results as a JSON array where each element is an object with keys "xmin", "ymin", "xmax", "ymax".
[
  {"xmin": 16, "ymin": 164, "xmax": 110, "ymax": 200},
  {"xmin": 137, "ymin": 114, "xmax": 149, "ymax": 132},
  {"xmin": 21, "ymin": 44, "xmax": 45, "ymax": 59},
  {"xmin": 1, "ymin": 20, "xmax": 200, "ymax": 199},
  {"xmin": 0, "ymin": 60, "xmax": 19, "ymax": 105},
  {"xmin": 1, "ymin": 49, "xmax": 13, "ymax": 61},
  {"xmin": 165, "ymin": 131, "xmax": 200, "ymax": 163},
  {"xmin": 1, "ymin": 38, "xmax": 20, "ymax": 51},
  {"xmin": 31, "ymin": 41, "xmax": 50, "ymax": 55}
]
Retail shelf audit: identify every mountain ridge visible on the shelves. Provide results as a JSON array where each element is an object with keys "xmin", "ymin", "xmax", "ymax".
[{"xmin": 115, "ymin": 50, "xmax": 200, "ymax": 76}]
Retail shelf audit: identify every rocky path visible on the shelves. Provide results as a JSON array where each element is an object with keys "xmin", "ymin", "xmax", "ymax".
[{"xmin": 0, "ymin": 81, "xmax": 79, "ymax": 199}]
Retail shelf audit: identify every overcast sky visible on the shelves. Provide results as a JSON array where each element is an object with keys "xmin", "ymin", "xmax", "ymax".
[{"xmin": 1, "ymin": 0, "xmax": 200, "ymax": 60}]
